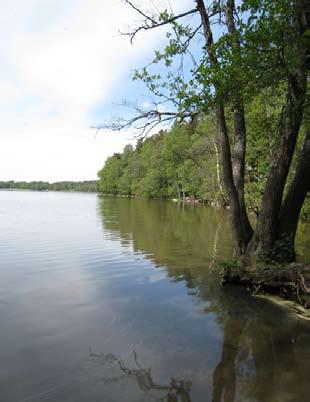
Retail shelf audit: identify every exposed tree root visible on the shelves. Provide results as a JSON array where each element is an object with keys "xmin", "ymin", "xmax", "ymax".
[{"xmin": 222, "ymin": 262, "xmax": 310, "ymax": 310}]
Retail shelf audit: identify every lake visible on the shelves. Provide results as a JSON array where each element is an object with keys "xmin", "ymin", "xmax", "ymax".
[{"xmin": 0, "ymin": 190, "xmax": 309, "ymax": 402}]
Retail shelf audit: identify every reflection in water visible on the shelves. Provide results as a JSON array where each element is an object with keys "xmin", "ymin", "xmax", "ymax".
[
  {"xmin": 98, "ymin": 197, "xmax": 310, "ymax": 402},
  {"xmin": 89, "ymin": 350, "xmax": 192, "ymax": 402},
  {"xmin": 209, "ymin": 214, "xmax": 223, "ymax": 272},
  {"xmin": 212, "ymin": 312, "xmax": 309, "ymax": 402},
  {"xmin": 212, "ymin": 317, "xmax": 243, "ymax": 402},
  {"xmin": 98, "ymin": 197, "xmax": 232, "ymax": 281}
]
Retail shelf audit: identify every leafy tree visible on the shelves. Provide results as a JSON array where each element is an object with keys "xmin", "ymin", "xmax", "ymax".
[{"xmin": 98, "ymin": 154, "xmax": 123, "ymax": 194}]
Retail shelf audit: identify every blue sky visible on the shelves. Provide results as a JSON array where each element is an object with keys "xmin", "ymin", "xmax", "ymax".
[{"xmin": 0, "ymin": 0, "xmax": 194, "ymax": 181}]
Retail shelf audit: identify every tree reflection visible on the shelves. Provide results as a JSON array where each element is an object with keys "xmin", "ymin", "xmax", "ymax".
[
  {"xmin": 212, "ymin": 317, "xmax": 244, "ymax": 402},
  {"xmin": 97, "ymin": 197, "xmax": 310, "ymax": 402},
  {"xmin": 210, "ymin": 305, "xmax": 309, "ymax": 402},
  {"xmin": 89, "ymin": 349, "xmax": 192, "ymax": 402}
]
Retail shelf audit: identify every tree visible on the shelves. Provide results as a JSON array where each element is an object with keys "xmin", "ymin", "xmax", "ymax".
[
  {"xmin": 98, "ymin": 153, "xmax": 123, "ymax": 194},
  {"xmin": 107, "ymin": 0, "xmax": 308, "ymax": 262}
]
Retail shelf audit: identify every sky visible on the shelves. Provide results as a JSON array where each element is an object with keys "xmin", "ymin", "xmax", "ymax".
[{"xmin": 0, "ymin": 0, "xmax": 192, "ymax": 182}]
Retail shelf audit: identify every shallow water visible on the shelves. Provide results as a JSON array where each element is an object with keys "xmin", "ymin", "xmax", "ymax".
[{"xmin": 0, "ymin": 191, "xmax": 309, "ymax": 402}]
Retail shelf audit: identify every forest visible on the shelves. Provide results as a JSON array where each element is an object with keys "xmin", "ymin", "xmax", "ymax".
[{"xmin": 0, "ymin": 180, "xmax": 98, "ymax": 192}]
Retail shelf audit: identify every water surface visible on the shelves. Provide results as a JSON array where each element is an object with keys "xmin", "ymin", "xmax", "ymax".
[{"xmin": 0, "ymin": 191, "xmax": 309, "ymax": 402}]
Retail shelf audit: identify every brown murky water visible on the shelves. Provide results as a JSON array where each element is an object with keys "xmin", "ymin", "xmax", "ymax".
[{"xmin": 0, "ymin": 191, "xmax": 309, "ymax": 402}]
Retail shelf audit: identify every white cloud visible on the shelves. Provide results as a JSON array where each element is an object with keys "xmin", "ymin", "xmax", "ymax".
[{"xmin": 0, "ymin": 0, "xmax": 192, "ymax": 181}]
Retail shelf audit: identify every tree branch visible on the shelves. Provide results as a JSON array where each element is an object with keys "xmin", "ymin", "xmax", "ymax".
[
  {"xmin": 124, "ymin": 0, "xmax": 157, "ymax": 24},
  {"xmin": 93, "ymin": 101, "xmax": 195, "ymax": 138},
  {"xmin": 123, "ymin": 1, "xmax": 199, "ymax": 43}
]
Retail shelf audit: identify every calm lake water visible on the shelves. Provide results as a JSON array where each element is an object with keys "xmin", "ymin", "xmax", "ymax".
[{"xmin": 0, "ymin": 190, "xmax": 309, "ymax": 402}]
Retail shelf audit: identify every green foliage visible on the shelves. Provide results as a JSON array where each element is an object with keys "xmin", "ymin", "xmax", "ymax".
[
  {"xmin": 98, "ymin": 153, "xmax": 124, "ymax": 195},
  {"xmin": 244, "ymin": 86, "xmax": 286, "ymax": 212},
  {"xmin": 98, "ymin": 122, "xmax": 225, "ymax": 203},
  {"xmin": 219, "ymin": 258, "xmax": 242, "ymax": 271}
]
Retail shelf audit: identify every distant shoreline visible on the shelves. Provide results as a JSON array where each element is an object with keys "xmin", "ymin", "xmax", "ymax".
[
  {"xmin": 0, "ymin": 188, "xmax": 99, "ymax": 194},
  {"xmin": 0, "ymin": 180, "xmax": 98, "ymax": 193}
]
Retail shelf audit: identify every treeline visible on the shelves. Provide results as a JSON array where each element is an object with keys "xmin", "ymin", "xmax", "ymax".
[
  {"xmin": 0, "ymin": 180, "xmax": 98, "ymax": 192},
  {"xmin": 98, "ymin": 90, "xmax": 309, "ymax": 220},
  {"xmin": 98, "ymin": 124, "xmax": 221, "ymax": 202}
]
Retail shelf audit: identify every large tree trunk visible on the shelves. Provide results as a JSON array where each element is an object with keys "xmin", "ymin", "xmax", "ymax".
[
  {"xmin": 196, "ymin": 0, "xmax": 250, "ymax": 255},
  {"xmin": 216, "ymin": 105, "xmax": 249, "ymax": 255},
  {"xmin": 231, "ymin": 100, "xmax": 253, "ymax": 242},
  {"xmin": 251, "ymin": 0, "xmax": 307, "ymax": 259},
  {"xmin": 277, "ymin": 130, "xmax": 310, "ymax": 261},
  {"xmin": 225, "ymin": 0, "xmax": 253, "ymax": 244},
  {"xmin": 253, "ymin": 74, "xmax": 307, "ymax": 257}
]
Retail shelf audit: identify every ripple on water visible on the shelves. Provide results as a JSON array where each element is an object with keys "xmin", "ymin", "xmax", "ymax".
[{"xmin": 0, "ymin": 191, "xmax": 309, "ymax": 402}]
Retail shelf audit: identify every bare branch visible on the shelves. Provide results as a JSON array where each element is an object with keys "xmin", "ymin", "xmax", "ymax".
[
  {"xmin": 182, "ymin": 23, "xmax": 202, "ymax": 51},
  {"xmin": 93, "ymin": 100, "xmax": 197, "ymax": 138},
  {"xmin": 95, "ymin": 2, "xmax": 212, "ymax": 137},
  {"xmin": 122, "ymin": 0, "xmax": 199, "ymax": 43},
  {"xmin": 124, "ymin": 0, "xmax": 157, "ymax": 24}
]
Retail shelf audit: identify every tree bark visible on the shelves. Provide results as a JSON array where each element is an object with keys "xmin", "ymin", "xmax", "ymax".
[
  {"xmin": 175, "ymin": 180, "xmax": 181, "ymax": 201},
  {"xmin": 277, "ymin": 130, "xmax": 310, "ymax": 261},
  {"xmin": 225, "ymin": 0, "xmax": 253, "ymax": 243},
  {"xmin": 253, "ymin": 0, "xmax": 307, "ymax": 258},
  {"xmin": 196, "ymin": 0, "xmax": 249, "ymax": 255}
]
